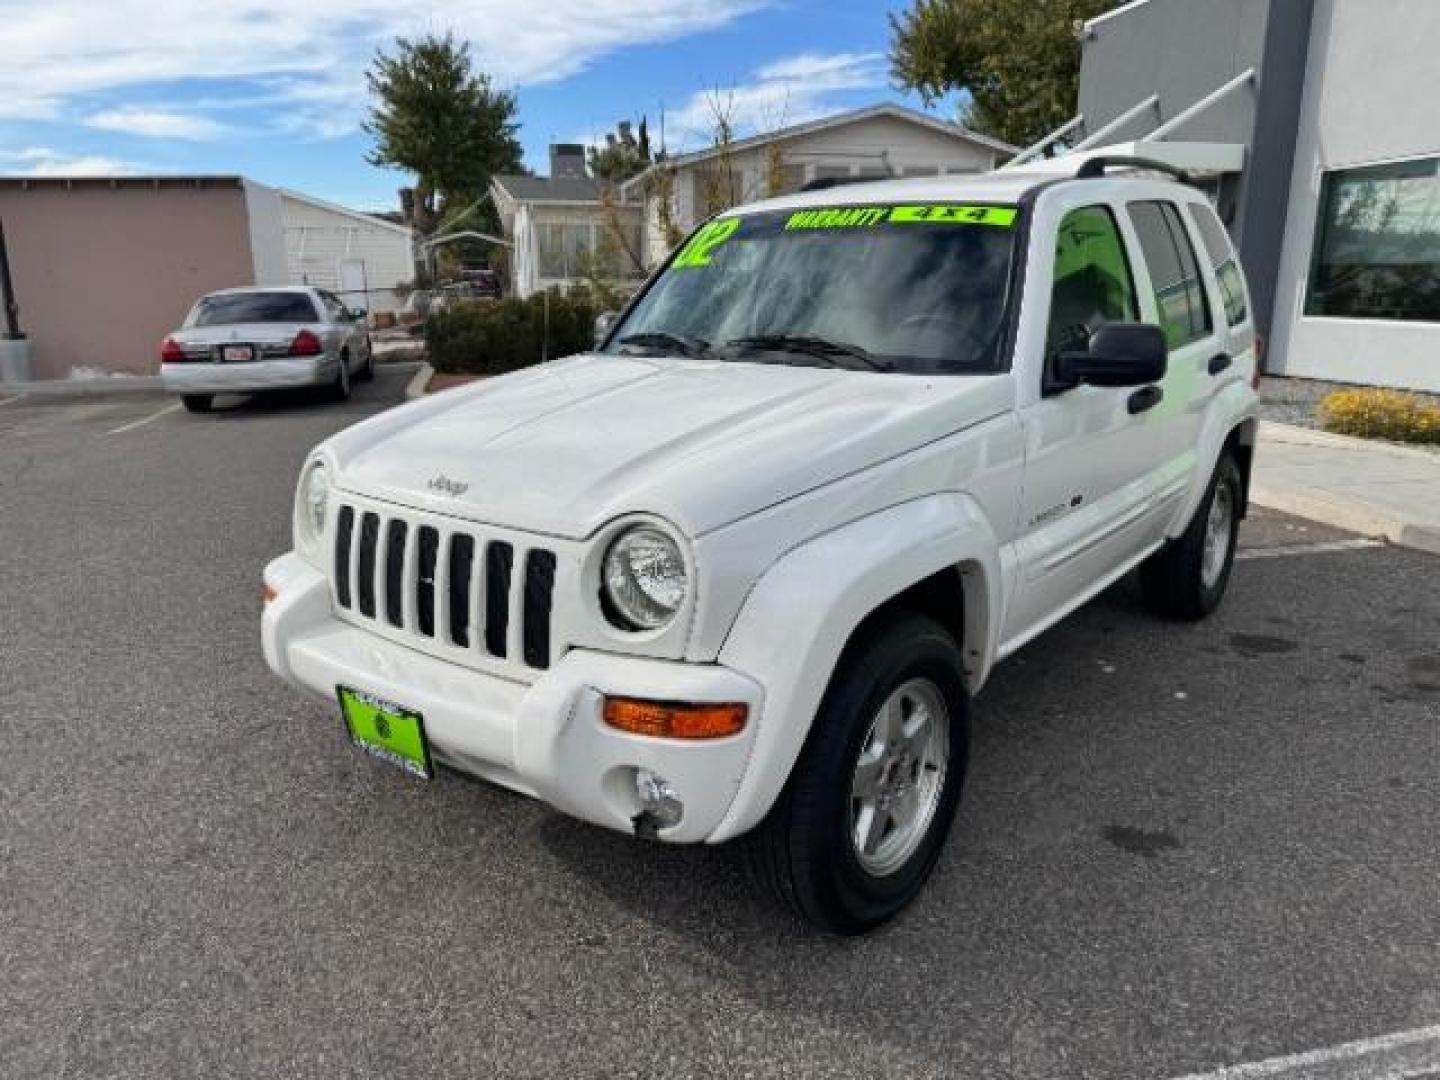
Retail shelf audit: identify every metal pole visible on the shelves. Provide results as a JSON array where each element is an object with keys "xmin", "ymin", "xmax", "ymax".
[
  {"xmin": 1003, "ymin": 115, "xmax": 1086, "ymax": 169},
  {"xmin": 542, "ymin": 290, "xmax": 550, "ymax": 363},
  {"xmin": 1072, "ymin": 95, "xmax": 1161, "ymax": 151},
  {"xmin": 1143, "ymin": 69, "xmax": 1256, "ymax": 142},
  {"xmin": 0, "ymin": 217, "xmax": 23, "ymax": 340}
]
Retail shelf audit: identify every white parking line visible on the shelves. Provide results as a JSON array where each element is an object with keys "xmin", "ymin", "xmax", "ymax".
[
  {"xmin": 1170, "ymin": 1023, "xmax": 1440, "ymax": 1079},
  {"xmin": 106, "ymin": 402, "xmax": 181, "ymax": 435},
  {"xmin": 1237, "ymin": 537, "xmax": 1386, "ymax": 560}
]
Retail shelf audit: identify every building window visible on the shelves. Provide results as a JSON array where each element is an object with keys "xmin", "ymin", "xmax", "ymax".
[
  {"xmin": 1306, "ymin": 157, "xmax": 1440, "ymax": 322},
  {"xmin": 1128, "ymin": 200, "xmax": 1213, "ymax": 348},
  {"xmin": 537, "ymin": 221, "xmax": 597, "ymax": 279},
  {"xmin": 1189, "ymin": 202, "xmax": 1248, "ymax": 327}
]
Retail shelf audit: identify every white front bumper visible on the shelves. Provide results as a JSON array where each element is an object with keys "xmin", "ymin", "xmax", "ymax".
[
  {"xmin": 162, "ymin": 357, "xmax": 334, "ymax": 393},
  {"xmin": 261, "ymin": 553, "xmax": 763, "ymax": 843}
]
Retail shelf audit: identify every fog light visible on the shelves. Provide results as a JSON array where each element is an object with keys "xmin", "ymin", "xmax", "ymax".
[{"xmin": 634, "ymin": 768, "xmax": 684, "ymax": 829}]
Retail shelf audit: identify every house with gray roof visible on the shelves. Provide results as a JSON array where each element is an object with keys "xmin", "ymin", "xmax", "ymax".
[{"xmin": 490, "ymin": 146, "xmax": 644, "ymax": 299}]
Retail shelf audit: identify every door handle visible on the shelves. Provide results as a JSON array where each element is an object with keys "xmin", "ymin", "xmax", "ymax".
[
  {"xmin": 1208, "ymin": 352, "xmax": 1233, "ymax": 375},
  {"xmin": 1128, "ymin": 385, "xmax": 1163, "ymax": 414}
]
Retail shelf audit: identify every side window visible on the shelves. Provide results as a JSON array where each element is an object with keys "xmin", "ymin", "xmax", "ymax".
[
  {"xmin": 1045, "ymin": 205, "xmax": 1139, "ymax": 356},
  {"xmin": 1128, "ymin": 201, "xmax": 1213, "ymax": 347},
  {"xmin": 1189, "ymin": 203, "xmax": 1249, "ymax": 327}
]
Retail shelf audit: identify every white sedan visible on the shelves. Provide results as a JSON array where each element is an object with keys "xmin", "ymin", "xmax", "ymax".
[{"xmin": 160, "ymin": 286, "xmax": 373, "ymax": 413}]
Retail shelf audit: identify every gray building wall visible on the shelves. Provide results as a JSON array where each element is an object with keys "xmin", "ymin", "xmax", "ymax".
[
  {"xmin": 1078, "ymin": 0, "xmax": 1271, "ymax": 145},
  {"xmin": 1268, "ymin": 0, "xmax": 1440, "ymax": 392},
  {"xmin": 1078, "ymin": 0, "xmax": 1314, "ymax": 355}
]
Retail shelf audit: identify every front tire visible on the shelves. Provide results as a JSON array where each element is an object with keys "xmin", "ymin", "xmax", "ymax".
[
  {"xmin": 743, "ymin": 612, "xmax": 971, "ymax": 935},
  {"xmin": 1140, "ymin": 453, "xmax": 1242, "ymax": 620},
  {"xmin": 327, "ymin": 353, "xmax": 351, "ymax": 402},
  {"xmin": 181, "ymin": 394, "xmax": 213, "ymax": 413},
  {"xmin": 357, "ymin": 338, "xmax": 375, "ymax": 381}
]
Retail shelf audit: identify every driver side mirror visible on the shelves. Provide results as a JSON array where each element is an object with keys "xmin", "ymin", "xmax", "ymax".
[
  {"xmin": 594, "ymin": 310, "xmax": 619, "ymax": 348},
  {"xmin": 1054, "ymin": 323, "xmax": 1167, "ymax": 388}
]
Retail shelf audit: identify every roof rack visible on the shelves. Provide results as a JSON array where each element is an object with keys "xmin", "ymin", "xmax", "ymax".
[
  {"xmin": 799, "ymin": 174, "xmax": 890, "ymax": 193},
  {"xmin": 1074, "ymin": 155, "xmax": 1195, "ymax": 186}
]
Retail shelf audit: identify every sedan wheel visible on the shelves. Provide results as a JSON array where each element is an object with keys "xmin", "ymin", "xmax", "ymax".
[{"xmin": 328, "ymin": 354, "xmax": 351, "ymax": 402}]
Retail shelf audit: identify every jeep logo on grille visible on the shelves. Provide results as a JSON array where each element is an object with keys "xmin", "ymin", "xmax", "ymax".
[{"xmin": 427, "ymin": 475, "xmax": 469, "ymax": 498}]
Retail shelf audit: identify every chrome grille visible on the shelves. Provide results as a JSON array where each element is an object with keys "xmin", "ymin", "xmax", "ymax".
[{"xmin": 332, "ymin": 499, "xmax": 559, "ymax": 674}]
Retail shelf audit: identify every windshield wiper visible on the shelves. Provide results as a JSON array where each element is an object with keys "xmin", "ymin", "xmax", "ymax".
[
  {"xmin": 724, "ymin": 334, "xmax": 891, "ymax": 372},
  {"xmin": 617, "ymin": 332, "xmax": 710, "ymax": 358}
]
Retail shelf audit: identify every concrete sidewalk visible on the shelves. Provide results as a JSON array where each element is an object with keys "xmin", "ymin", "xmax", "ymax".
[{"xmin": 1252, "ymin": 421, "xmax": 1440, "ymax": 555}]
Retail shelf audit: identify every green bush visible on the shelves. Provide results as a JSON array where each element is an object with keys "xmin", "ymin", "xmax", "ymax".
[{"xmin": 425, "ymin": 292, "xmax": 597, "ymax": 375}]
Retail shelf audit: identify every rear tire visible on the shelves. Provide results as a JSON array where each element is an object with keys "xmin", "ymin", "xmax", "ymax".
[
  {"xmin": 181, "ymin": 394, "xmax": 213, "ymax": 413},
  {"xmin": 743, "ymin": 611, "xmax": 970, "ymax": 935},
  {"xmin": 1140, "ymin": 453, "xmax": 1242, "ymax": 620}
]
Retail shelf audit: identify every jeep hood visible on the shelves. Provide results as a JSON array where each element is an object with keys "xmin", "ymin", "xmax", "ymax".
[{"xmin": 326, "ymin": 354, "xmax": 1012, "ymax": 539}]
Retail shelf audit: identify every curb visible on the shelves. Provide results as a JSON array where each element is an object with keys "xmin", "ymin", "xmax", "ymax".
[
  {"xmin": 0, "ymin": 376, "xmax": 164, "ymax": 396},
  {"xmin": 1258, "ymin": 420, "xmax": 1440, "ymax": 462},
  {"xmin": 1249, "ymin": 483, "xmax": 1440, "ymax": 557},
  {"xmin": 1254, "ymin": 421, "xmax": 1440, "ymax": 556},
  {"xmin": 404, "ymin": 363, "xmax": 433, "ymax": 400}
]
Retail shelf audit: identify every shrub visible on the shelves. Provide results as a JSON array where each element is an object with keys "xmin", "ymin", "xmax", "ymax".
[
  {"xmin": 425, "ymin": 292, "xmax": 597, "ymax": 375},
  {"xmin": 1318, "ymin": 387, "xmax": 1440, "ymax": 444}
]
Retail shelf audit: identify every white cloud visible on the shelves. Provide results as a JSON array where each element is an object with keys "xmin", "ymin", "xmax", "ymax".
[
  {"xmin": 0, "ymin": 147, "xmax": 143, "ymax": 176},
  {"xmin": 86, "ymin": 107, "xmax": 230, "ymax": 140},
  {"xmin": 664, "ymin": 51, "xmax": 887, "ymax": 148},
  {"xmin": 0, "ymin": 0, "xmax": 768, "ymax": 139}
]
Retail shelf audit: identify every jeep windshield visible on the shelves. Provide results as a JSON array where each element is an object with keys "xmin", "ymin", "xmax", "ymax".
[{"xmin": 608, "ymin": 203, "xmax": 1020, "ymax": 375}]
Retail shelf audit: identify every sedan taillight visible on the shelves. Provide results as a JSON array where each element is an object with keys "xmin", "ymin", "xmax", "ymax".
[
  {"xmin": 160, "ymin": 337, "xmax": 188, "ymax": 363},
  {"xmin": 289, "ymin": 329, "xmax": 324, "ymax": 357}
]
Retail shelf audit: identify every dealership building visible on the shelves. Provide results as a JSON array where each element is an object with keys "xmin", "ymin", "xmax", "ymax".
[{"xmin": 1016, "ymin": 0, "xmax": 1440, "ymax": 392}]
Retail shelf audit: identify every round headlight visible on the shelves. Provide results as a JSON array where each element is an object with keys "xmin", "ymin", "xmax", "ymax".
[
  {"xmin": 300, "ymin": 461, "xmax": 330, "ymax": 541},
  {"xmin": 602, "ymin": 526, "xmax": 687, "ymax": 631}
]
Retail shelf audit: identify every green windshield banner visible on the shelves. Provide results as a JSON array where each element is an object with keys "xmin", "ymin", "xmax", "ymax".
[
  {"xmin": 785, "ymin": 204, "xmax": 1018, "ymax": 231},
  {"xmin": 672, "ymin": 218, "xmax": 742, "ymax": 268}
]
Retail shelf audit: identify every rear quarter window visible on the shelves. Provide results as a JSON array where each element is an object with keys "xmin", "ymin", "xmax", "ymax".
[{"xmin": 1189, "ymin": 203, "xmax": 1250, "ymax": 327}]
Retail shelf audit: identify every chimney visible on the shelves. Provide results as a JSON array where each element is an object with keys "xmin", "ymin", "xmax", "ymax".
[{"xmin": 550, "ymin": 143, "xmax": 586, "ymax": 179}]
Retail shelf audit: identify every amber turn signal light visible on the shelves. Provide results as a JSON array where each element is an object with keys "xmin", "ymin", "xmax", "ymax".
[
  {"xmin": 602, "ymin": 697, "xmax": 747, "ymax": 740},
  {"xmin": 262, "ymin": 582, "xmax": 279, "ymax": 605}
]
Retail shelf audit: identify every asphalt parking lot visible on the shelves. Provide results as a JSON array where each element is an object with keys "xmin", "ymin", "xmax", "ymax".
[{"xmin": 2, "ymin": 373, "xmax": 1437, "ymax": 1079}]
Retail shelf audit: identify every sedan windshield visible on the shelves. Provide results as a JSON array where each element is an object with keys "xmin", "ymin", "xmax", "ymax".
[
  {"xmin": 608, "ymin": 203, "xmax": 1020, "ymax": 374},
  {"xmin": 189, "ymin": 292, "xmax": 319, "ymax": 326}
]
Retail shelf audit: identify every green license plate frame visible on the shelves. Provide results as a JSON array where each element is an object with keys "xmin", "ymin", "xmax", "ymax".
[{"xmin": 337, "ymin": 686, "xmax": 432, "ymax": 780}]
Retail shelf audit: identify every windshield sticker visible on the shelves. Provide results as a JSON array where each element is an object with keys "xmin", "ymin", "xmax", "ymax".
[
  {"xmin": 672, "ymin": 218, "xmax": 742, "ymax": 268},
  {"xmin": 784, "ymin": 204, "xmax": 1018, "ymax": 231}
]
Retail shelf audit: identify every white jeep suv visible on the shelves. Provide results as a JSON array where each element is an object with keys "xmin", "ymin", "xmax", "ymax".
[{"xmin": 262, "ymin": 157, "xmax": 1259, "ymax": 933}]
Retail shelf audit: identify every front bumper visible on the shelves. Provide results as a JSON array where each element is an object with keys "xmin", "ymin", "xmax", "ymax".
[
  {"xmin": 162, "ymin": 356, "xmax": 335, "ymax": 393},
  {"xmin": 261, "ymin": 553, "xmax": 763, "ymax": 843}
]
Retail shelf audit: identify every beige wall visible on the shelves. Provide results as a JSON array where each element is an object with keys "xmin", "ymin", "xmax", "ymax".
[{"xmin": 0, "ymin": 179, "xmax": 256, "ymax": 379}]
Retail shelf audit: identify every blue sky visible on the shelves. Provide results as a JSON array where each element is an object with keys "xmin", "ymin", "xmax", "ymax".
[{"xmin": 0, "ymin": 0, "xmax": 953, "ymax": 211}]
